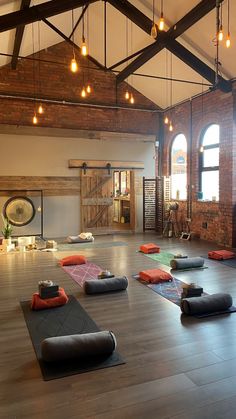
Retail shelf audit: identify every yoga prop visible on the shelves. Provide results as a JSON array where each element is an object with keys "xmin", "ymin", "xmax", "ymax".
[
  {"xmin": 170, "ymin": 257, "xmax": 204, "ymax": 270},
  {"xmin": 41, "ymin": 331, "xmax": 116, "ymax": 362},
  {"xmin": 143, "ymin": 251, "xmax": 175, "ymax": 267},
  {"xmin": 31, "ymin": 287, "xmax": 68, "ymax": 310},
  {"xmin": 202, "ymin": 255, "xmax": 236, "ymax": 269},
  {"xmin": 139, "ymin": 243, "xmax": 160, "ymax": 254},
  {"xmin": 133, "ymin": 275, "xmax": 236, "ymax": 317},
  {"xmin": 57, "ymin": 241, "xmax": 128, "ymax": 251},
  {"xmin": 139, "ymin": 269, "xmax": 172, "ymax": 283},
  {"xmin": 208, "ymin": 250, "xmax": 235, "ymax": 260},
  {"xmin": 181, "ymin": 293, "xmax": 233, "ymax": 316},
  {"xmin": 59, "ymin": 255, "xmax": 86, "ymax": 266},
  {"xmin": 66, "ymin": 236, "xmax": 94, "ymax": 243},
  {"xmin": 62, "ymin": 262, "xmax": 103, "ymax": 287},
  {"xmin": 20, "ymin": 295, "xmax": 124, "ymax": 380},
  {"xmin": 84, "ymin": 276, "xmax": 128, "ymax": 295}
]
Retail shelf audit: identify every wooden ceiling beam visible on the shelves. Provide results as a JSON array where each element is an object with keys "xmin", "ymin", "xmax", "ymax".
[
  {"xmin": 167, "ymin": 40, "xmax": 232, "ymax": 93},
  {"xmin": 0, "ymin": 0, "xmax": 98, "ymax": 33},
  {"xmin": 11, "ymin": 0, "xmax": 31, "ymax": 70},
  {"xmin": 111, "ymin": 0, "xmax": 226, "ymax": 87}
]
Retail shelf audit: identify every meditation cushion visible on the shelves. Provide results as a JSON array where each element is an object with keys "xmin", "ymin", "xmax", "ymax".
[
  {"xmin": 31, "ymin": 287, "xmax": 68, "ymax": 310},
  {"xmin": 41, "ymin": 330, "xmax": 116, "ymax": 362},
  {"xmin": 139, "ymin": 243, "xmax": 160, "ymax": 254},
  {"xmin": 170, "ymin": 257, "xmax": 204, "ymax": 270},
  {"xmin": 181, "ymin": 293, "xmax": 233, "ymax": 315},
  {"xmin": 84, "ymin": 276, "xmax": 128, "ymax": 295},
  {"xmin": 59, "ymin": 255, "xmax": 86, "ymax": 266},
  {"xmin": 208, "ymin": 250, "xmax": 235, "ymax": 260},
  {"xmin": 139, "ymin": 269, "xmax": 172, "ymax": 283},
  {"xmin": 66, "ymin": 235, "xmax": 94, "ymax": 243}
]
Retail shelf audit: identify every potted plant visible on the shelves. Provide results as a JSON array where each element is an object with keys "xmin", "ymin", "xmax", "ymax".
[{"xmin": 1, "ymin": 215, "xmax": 13, "ymax": 246}]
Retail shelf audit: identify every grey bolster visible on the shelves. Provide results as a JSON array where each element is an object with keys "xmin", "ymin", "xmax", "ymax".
[
  {"xmin": 41, "ymin": 330, "xmax": 117, "ymax": 362},
  {"xmin": 84, "ymin": 276, "xmax": 128, "ymax": 295},
  {"xmin": 181, "ymin": 293, "xmax": 233, "ymax": 315},
  {"xmin": 170, "ymin": 257, "xmax": 204, "ymax": 270}
]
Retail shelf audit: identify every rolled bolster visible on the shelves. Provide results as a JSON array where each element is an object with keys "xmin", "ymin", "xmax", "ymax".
[
  {"xmin": 84, "ymin": 276, "xmax": 128, "ymax": 295},
  {"xmin": 170, "ymin": 257, "xmax": 204, "ymax": 270},
  {"xmin": 41, "ymin": 330, "xmax": 117, "ymax": 362},
  {"xmin": 181, "ymin": 293, "xmax": 233, "ymax": 315}
]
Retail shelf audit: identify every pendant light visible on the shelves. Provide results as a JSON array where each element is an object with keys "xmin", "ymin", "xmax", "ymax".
[
  {"xmin": 70, "ymin": 9, "xmax": 78, "ymax": 72},
  {"xmin": 130, "ymin": 94, "xmax": 134, "ymax": 104},
  {"xmin": 169, "ymin": 52, "xmax": 173, "ymax": 132},
  {"xmin": 81, "ymin": 7, "xmax": 88, "ymax": 56},
  {"xmin": 226, "ymin": 0, "xmax": 231, "ymax": 48},
  {"xmin": 129, "ymin": 21, "xmax": 135, "ymax": 104},
  {"xmin": 164, "ymin": 50, "xmax": 169, "ymax": 125},
  {"xmin": 31, "ymin": 22, "xmax": 37, "ymax": 124},
  {"xmin": 218, "ymin": 3, "xmax": 223, "ymax": 41},
  {"xmin": 164, "ymin": 116, "xmax": 169, "ymax": 125},
  {"xmin": 33, "ymin": 113, "xmax": 38, "ymax": 124},
  {"xmin": 81, "ymin": 87, "xmax": 86, "ymax": 98},
  {"xmin": 151, "ymin": 0, "xmax": 158, "ymax": 39},
  {"xmin": 37, "ymin": 21, "xmax": 44, "ymax": 115},
  {"xmin": 125, "ymin": 17, "xmax": 130, "ymax": 100},
  {"xmin": 86, "ymin": 84, "xmax": 91, "ymax": 94},
  {"xmin": 159, "ymin": 0, "xmax": 164, "ymax": 31}
]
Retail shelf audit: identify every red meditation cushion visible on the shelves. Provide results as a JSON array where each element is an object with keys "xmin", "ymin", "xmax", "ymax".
[
  {"xmin": 139, "ymin": 243, "xmax": 160, "ymax": 254},
  {"xmin": 31, "ymin": 287, "xmax": 69, "ymax": 310},
  {"xmin": 60, "ymin": 255, "xmax": 87, "ymax": 266},
  {"xmin": 208, "ymin": 250, "xmax": 235, "ymax": 260},
  {"xmin": 139, "ymin": 269, "xmax": 172, "ymax": 284}
]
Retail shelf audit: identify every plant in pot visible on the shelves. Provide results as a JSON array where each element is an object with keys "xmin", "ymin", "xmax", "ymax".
[{"xmin": 1, "ymin": 215, "xmax": 13, "ymax": 246}]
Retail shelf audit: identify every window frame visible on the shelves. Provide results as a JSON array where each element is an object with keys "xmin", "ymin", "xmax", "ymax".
[{"xmin": 199, "ymin": 124, "xmax": 219, "ymax": 201}]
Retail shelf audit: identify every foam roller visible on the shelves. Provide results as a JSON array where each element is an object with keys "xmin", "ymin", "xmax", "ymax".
[
  {"xmin": 181, "ymin": 293, "xmax": 233, "ymax": 315},
  {"xmin": 170, "ymin": 256, "xmax": 204, "ymax": 270},
  {"xmin": 41, "ymin": 330, "xmax": 117, "ymax": 362},
  {"xmin": 84, "ymin": 276, "xmax": 128, "ymax": 295}
]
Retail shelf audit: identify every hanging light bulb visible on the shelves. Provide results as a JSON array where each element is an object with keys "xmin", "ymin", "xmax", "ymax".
[
  {"xmin": 81, "ymin": 36, "xmax": 88, "ymax": 56},
  {"xmin": 164, "ymin": 116, "xmax": 169, "ymax": 124},
  {"xmin": 86, "ymin": 84, "xmax": 91, "ymax": 94},
  {"xmin": 81, "ymin": 87, "xmax": 86, "ymax": 98},
  {"xmin": 200, "ymin": 145, "xmax": 204, "ymax": 153},
  {"xmin": 125, "ymin": 91, "xmax": 130, "ymax": 100},
  {"xmin": 226, "ymin": 33, "xmax": 231, "ymax": 48},
  {"xmin": 33, "ymin": 113, "xmax": 38, "ymax": 124},
  {"xmin": 130, "ymin": 94, "xmax": 134, "ymax": 104},
  {"xmin": 159, "ymin": 13, "xmax": 164, "ymax": 31},
  {"xmin": 169, "ymin": 121, "xmax": 173, "ymax": 132},
  {"xmin": 218, "ymin": 25, "xmax": 223, "ymax": 41},
  {"xmin": 70, "ymin": 55, "xmax": 78, "ymax": 73},
  {"xmin": 38, "ymin": 104, "xmax": 44, "ymax": 114},
  {"xmin": 151, "ymin": 22, "xmax": 158, "ymax": 39}
]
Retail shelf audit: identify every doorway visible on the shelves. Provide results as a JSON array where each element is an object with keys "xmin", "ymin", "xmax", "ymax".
[{"xmin": 112, "ymin": 170, "xmax": 135, "ymax": 231}]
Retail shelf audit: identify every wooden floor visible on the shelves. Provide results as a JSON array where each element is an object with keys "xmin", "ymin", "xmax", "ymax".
[{"xmin": 2, "ymin": 233, "xmax": 236, "ymax": 418}]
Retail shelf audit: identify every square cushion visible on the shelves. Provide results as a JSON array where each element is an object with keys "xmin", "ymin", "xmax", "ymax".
[
  {"xmin": 139, "ymin": 269, "xmax": 172, "ymax": 284},
  {"xmin": 60, "ymin": 255, "xmax": 87, "ymax": 266},
  {"xmin": 208, "ymin": 250, "xmax": 235, "ymax": 260},
  {"xmin": 139, "ymin": 243, "xmax": 160, "ymax": 254}
]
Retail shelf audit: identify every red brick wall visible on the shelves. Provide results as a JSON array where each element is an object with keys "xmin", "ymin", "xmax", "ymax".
[
  {"xmin": 0, "ymin": 42, "xmax": 159, "ymax": 135},
  {"xmin": 162, "ymin": 88, "xmax": 234, "ymax": 247}
]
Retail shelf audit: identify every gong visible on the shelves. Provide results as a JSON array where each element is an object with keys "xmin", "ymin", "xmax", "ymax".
[{"xmin": 3, "ymin": 196, "xmax": 36, "ymax": 227}]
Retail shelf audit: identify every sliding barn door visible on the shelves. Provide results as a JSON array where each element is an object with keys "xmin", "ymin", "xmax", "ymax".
[{"xmin": 80, "ymin": 170, "xmax": 113, "ymax": 233}]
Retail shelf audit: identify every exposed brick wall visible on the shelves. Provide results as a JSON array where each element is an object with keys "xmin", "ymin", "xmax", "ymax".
[
  {"xmin": 0, "ymin": 42, "xmax": 159, "ymax": 135},
  {"xmin": 162, "ymin": 88, "xmax": 235, "ymax": 247}
]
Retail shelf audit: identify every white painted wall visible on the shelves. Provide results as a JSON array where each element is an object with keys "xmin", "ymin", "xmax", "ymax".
[{"xmin": 0, "ymin": 133, "xmax": 155, "ymax": 237}]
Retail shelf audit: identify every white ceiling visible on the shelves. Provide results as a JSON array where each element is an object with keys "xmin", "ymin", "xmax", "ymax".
[{"xmin": 0, "ymin": 0, "xmax": 235, "ymax": 109}]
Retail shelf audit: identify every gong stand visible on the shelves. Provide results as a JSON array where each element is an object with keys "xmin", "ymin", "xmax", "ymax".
[{"xmin": 0, "ymin": 190, "xmax": 44, "ymax": 239}]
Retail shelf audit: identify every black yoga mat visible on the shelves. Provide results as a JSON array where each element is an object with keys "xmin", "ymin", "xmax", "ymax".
[
  {"xmin": 20, "ymin": 296, "xmax": 124, "ymax": 381},
  {"xmin": 202, "ymin": 256, "xmax": 236, "ymax": 269}
]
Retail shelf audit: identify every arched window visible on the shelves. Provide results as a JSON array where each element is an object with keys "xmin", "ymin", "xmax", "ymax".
[
  {"xmin": 170, "ymin": 134, "xmax": 187, "ymax": 200},
  {"xmin": 199, "ymin": 124, "xmax": 219, "ymax": 201}
]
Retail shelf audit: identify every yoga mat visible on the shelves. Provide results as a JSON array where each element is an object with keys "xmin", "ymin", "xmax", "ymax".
[
  {"xmin": 202, "ymin": 255, "xmax": 236, "ymax": 269},
  {"xmin": 62, "ymin": 262, "xmax": 103, "ymax": 287},
  {"xmin": 133, "ymin": 275, "xmax": 236, "ymax": 318},
  {"xmin": 57, "ymin": 241, "xmax": 128, "ymax": 251},
  {"xmin": 20, "ymin": 296, "xmax": 124, "ymax": 381},
  {"xmin": 143, "ymin": 252, "xmax": 208, "ymax": 270}
]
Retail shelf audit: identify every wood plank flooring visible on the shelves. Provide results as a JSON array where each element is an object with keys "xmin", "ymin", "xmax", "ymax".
[{"xmin": 1, "ymin": 233, "xmax": 236, "ymax": 418}]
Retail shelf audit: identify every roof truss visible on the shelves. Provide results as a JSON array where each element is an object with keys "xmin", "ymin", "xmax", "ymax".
[{"xmin": 11, "ymin": 0, "xmax": 31, "ymax": 70}]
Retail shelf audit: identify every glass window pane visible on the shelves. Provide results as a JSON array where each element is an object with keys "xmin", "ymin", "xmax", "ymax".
[
  {"xmin": 171, "ymin": 134, "xmax": 187, "ymax": 199},
  {"xmin": 171, "ymin": 173, "xmax": 187, "ymax": 200},
  {"xmin": 203, "ymin": 147, "xmax": 219, "ymax": 167},
  {"xmin": 203, "ymin": 124, "xmax": 219, "ymax": 146},
  {"xmin": 201, "ymin": 171, "xmax": 219, "ymax": 201}
]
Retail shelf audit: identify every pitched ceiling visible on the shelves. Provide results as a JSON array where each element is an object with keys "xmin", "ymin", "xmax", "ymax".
[{"xmin": 0, "ymin": 0, "xmax": 234, "ymax": 109}]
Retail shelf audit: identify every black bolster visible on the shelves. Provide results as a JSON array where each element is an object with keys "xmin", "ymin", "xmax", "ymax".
[
  {"xmin": 84, "ymin": 276, "xmax": 128, "ymax": 295},
  {"xmin": 41, "ymin": 330, "xmax": 117, "ymax": 362},
  {"xmin": 181, "ymin": 293, "xmax": 233, "ymax": 315},
  {"xmin": 170, "ymin": 257, "xmax": 204, "ymax": 270}
]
